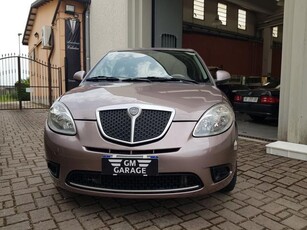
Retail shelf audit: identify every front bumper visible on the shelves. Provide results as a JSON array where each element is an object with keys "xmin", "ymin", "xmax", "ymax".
[{"xmin": 44, "ymin": 120, "xmax": 237, "ymax": 198}]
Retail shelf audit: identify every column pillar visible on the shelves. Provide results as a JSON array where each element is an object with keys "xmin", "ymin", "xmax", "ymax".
[
  {"xmin": 262, "ymin": 27, "xmax": 272, "ymax": 77},
  {"xmin": 278, "ymin": 0, "xmax": 307, "ymax": 144},
  {"xmin": 128, "ymin": 0, "xmax": 152, "ymax": 48}
]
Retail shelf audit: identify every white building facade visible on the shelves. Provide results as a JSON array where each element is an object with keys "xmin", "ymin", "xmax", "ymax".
[{"xmin": 89, "ymin": 0, "xmax": 182, "ymax": 67}]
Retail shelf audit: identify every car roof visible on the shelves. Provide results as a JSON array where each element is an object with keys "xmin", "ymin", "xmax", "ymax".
[{"xmin": 109, "ymin": 48, "xmax": 197, "ymax": 53}]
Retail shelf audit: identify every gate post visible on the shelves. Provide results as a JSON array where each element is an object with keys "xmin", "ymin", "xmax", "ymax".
[
  {"xmin": 48, "ymin": 61, "xmax": 52, "ymax": 107},
  {"xmin": 58, "ymin": 68, "xmax": 62, "ymax": 96},
  {"xmin": 17, "ymin": 56, "xmax": 22, "ymax": 110}
]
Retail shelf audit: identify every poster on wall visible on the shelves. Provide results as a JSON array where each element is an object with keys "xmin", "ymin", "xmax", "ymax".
[{"xmin": 65, "ymin": 18, "xmax": 81, "ymax": 91}]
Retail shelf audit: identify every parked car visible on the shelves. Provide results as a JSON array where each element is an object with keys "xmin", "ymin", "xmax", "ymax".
[
  {"xmin": 208, "ymin": 66, "xmax": 250, "ymax": 105},
  {"xmin": 44, "ymin": 48, "xmax": 238, "ymax": 198},
  {"xmin": 233, "ymin": 81, "xmax": 280, "ymax": 121},
  {"xmin": 217, "ymin": 83, "xmax": 251, "ymax": 106}
]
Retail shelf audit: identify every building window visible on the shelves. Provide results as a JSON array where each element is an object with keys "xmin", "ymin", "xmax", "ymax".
[
  {"xmin": 193, "ymin": 0, "xmax": 205, "ymax": 20},
  {"xmin": 238, "ymin": 9, "xmax": 246, "ymax": 30},
  {"xmin": 272, "ymin": 26, "xmax": 278, "ymax": 38},
  {"xmin": 217, "ymin": 3, "xmax": 227, "ymax": 25}
]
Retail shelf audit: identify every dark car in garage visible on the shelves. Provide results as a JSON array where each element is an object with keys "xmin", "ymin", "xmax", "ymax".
[
  {"xmin": 208, "ymin": 66, "xmax": 250, "ymax": 105},
  {"xmin": 233, "ymin": 81, "xmax": 280, "ymax": 121}
]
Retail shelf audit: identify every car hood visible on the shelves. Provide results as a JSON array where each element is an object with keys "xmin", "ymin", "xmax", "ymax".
[{"xmin": 59, "ymin": 82, "xmax": 224, "ymax": 121}]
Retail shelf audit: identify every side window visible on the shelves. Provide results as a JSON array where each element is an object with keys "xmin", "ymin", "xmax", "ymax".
[
  {"xmin": 238, "ymin": 9, "xmax": 246, "ymax": 30},
  {"xmin": 193, "ymin": 0, "xmax": 205, "ymax": 20},
  {"xmin": 217, "ymin": 3, "xmax": 227, "ymax": 25},
  {"xmin": 272, "ymin": 26, "xmax": 278, "ymax": 38}
]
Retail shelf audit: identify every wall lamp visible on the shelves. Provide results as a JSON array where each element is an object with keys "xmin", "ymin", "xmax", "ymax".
[{"xmin": 65, "ymin": 4, "xmax": 75, "ymax": 15}]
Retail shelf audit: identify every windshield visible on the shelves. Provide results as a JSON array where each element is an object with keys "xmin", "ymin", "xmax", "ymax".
[{"xmin": 85, "ymin": 50, "xmax": 211, "ymax": 83}]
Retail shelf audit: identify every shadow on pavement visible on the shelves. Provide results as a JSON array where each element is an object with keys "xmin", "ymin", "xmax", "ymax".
[{"xmin": 235, "ymin": 112, "xmax": 278, "ymax": 141}]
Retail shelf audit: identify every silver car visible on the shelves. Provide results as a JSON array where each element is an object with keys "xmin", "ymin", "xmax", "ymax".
[{"xmin": 44, "ymin": 48, "xmax": 237, "ymax": 198}]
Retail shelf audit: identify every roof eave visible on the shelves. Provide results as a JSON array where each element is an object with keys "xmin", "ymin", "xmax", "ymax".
[{"xmin": 22, "ymin": 0, "xmax": 53, "ymax": 45}]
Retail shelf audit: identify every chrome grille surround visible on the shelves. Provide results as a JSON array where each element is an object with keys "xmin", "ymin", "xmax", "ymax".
[
  {"xmin": 66, "ymin": 171, "xmax": 203, "ymax": 193},
  {"xmin": 96, "ymin": 104, "xmax": 175, "ymax": 145}
]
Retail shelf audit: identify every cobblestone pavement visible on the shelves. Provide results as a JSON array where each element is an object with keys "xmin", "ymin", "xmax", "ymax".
[{"xmin": 1, "ymin": 110, "xmax": 307, "ymax": 230}]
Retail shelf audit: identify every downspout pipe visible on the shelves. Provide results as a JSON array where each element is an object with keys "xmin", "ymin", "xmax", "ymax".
[
  {"xmin": 52, "ymin": 0, "xmax": 62, "ymax": 26},
  {"xmin": 85, "ymin": 3, "xmax": 91, "ymax": 72}
]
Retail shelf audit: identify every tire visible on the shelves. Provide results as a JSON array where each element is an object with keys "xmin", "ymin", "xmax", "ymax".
[{"xmin": 220, "ymin": 169, "xmax": 237, "ymax": 193}]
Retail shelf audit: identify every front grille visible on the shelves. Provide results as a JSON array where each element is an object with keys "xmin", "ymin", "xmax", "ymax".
[
  {"xmin": 97, "ymin": 105, "xmax": 175, "ymax": 145},
  {"xmin": 100, "ymin": 109, "xmax": 131, "ymax": 142},
  {"xmin": 66, "ymin": 171, "xmax": 203, "ymax": 193},
  {"xmin": 134, "ymin": 110, "xmax": 171, "ymax": 142}
]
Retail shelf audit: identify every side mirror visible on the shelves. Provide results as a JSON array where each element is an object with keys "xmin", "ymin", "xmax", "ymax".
[
  {"xmin": 216, "ymin": 70, "xmax": 231, "ymax": 82},
  {"xmin": 73, "ymin": 71, "xmax": 86, "ymax": 81}
]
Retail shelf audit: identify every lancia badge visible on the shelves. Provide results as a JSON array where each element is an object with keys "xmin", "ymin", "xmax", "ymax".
[{"xmin": 128, "ymin": 107, "xmax": 140, "ymax": 116}]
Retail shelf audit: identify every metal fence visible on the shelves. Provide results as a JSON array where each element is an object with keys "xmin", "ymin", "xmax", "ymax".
[{"xmin": 0, "ymin": 54, "xmax": 62, "ymax": 110}]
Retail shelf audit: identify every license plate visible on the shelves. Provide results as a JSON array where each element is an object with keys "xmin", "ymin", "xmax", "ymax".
[
  {"xmin": 243, "ymin": 97, "xmax": 258, "ymax": 103},
  {"xmin": 102, "ymin": 155, "xmax": 158, "ymax": 176}
]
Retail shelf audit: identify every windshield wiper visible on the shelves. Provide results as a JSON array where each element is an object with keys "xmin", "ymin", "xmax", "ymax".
[
  {"xmin": 86, "ymin": 76, "xmax": 120, "ymax": 82},
  {"xmin": 121, "ymin": 77, "xmax": 152, "ymax": 82},
  {"xmin": 166, "ymin": 77, "xmax": 199, "ymax": 84},
  {"xmin": 87, "ymin": 76, "xmax": 199, "ymax": 84},
  {"xmin": 135, "ymin": 76, "xmax": 199, "ymax": 84}
]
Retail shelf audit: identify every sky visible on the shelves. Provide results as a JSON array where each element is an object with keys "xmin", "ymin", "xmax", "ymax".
[{"xmin": 0, "ymin": 0, "xmax": 34, "ymax": 55}]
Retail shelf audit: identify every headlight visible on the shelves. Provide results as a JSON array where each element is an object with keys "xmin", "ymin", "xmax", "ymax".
[
  {"xmin": 193, "ymin": 103, "xmax": 234, "ymax": 137},
  {"xmin": 47, "ymin": 101, "xmax": 76, "ymax": 135}
]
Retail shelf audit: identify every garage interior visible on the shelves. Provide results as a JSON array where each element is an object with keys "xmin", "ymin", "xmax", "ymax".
[
  {"xmin": 152, "ymin": 0, "xmax": 284, "ymax": 140},
  {"xmin": 124, "ymin": 0, "xmax": 307, "ymax": 169}
]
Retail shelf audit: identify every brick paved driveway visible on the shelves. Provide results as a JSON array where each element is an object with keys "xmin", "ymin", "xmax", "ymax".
[{"xmin": 1, "ymin": 110, "xmax": 307, "ymax": 230}]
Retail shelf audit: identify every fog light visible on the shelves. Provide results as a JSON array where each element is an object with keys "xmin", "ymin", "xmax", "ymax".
[
  {"xmin": 47, "ymin": 161, "xmax": 60, "ymax": 178},
  {"xmin": 211, "ymin": 165, "xmax": 230, "ymax": 183}
]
